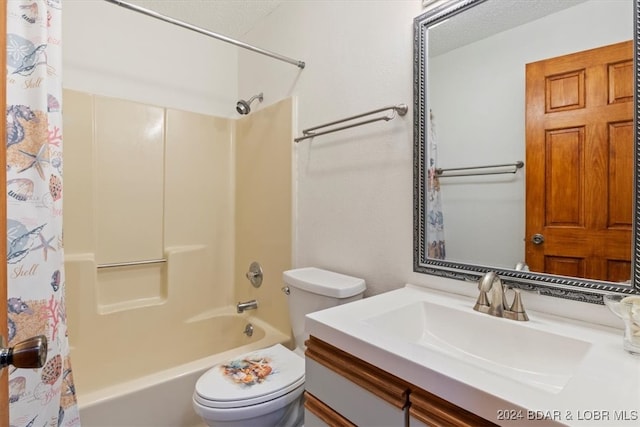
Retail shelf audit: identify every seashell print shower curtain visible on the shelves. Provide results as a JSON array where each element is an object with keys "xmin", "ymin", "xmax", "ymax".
[
  {"xmin": 6, "ymin": 1, "xmax": 81, "ymax": 425},
  {"xmin": 427, "ymin": 110, "xmax": 445, "ymax": 259}
]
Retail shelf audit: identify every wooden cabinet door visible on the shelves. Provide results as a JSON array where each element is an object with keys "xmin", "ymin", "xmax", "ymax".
[{"xmin": 525, "ymin": 40, "xmax": 633, "ymax": 282}]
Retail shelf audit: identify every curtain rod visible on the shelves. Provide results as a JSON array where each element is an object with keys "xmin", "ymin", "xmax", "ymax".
[{"xmin": 103, "ymin": 0, "xmax": 306, "ymax": 69}]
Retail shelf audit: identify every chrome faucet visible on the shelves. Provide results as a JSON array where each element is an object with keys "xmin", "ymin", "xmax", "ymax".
[
  {"xmin": 473, "ymin": 272, "xmax": 529, "ymax": 321},
  {"xmin": 237, "ymin": 299, "xmax": 258, "ymax": 313}
]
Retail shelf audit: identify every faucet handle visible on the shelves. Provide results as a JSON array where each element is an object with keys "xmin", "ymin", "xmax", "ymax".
[
  {"xmin": 474, "ymin": 272, "xmax": 500, "ymax": 315},
  {"xmin": 509, "ymin": 290, "xmax": 525, "ymax": 312},
  {"xmin": 507, "ymin": 290, "xmax": 529, "ymax": 321},
  {"xmin": 501, "ymin": 283, "xmax": 510, "ymax": 310},
  {"xmin": 473, "ymin": 290, "xmax": 490, "ymax": 310}
]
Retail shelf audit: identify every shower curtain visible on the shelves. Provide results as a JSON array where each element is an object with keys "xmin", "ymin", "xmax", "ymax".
[
  {"xmin": 427, "ymin": 110, "xmax": 445, "ymax": 259},
  {"xmin": 6, "ymin": 1, "xmax": 81, "ymax": 425}
]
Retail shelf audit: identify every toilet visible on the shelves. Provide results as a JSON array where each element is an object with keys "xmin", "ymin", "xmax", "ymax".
[{"xmin": 192, "ymin": 267, "xmax": 366, "ymax": 427}]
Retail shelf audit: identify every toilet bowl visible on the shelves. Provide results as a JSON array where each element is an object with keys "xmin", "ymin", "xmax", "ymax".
[
  {"xmin": 193, "ymin": 344, "xmax": 305, "ymax": 427},
  {"xmin": 193, "ymin": 267, "xmax": 366, "ymax": 427}
]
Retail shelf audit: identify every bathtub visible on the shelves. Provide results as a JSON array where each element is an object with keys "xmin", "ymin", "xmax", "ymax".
[{"xmin": 74, "ymin": 312, "xmax": 291, "ymax": 427}]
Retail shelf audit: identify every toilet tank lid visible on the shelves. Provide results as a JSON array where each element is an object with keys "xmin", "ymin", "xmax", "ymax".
[{"xmin": 283, "ymin": 267, "xmax": 366, "ymax": 298}]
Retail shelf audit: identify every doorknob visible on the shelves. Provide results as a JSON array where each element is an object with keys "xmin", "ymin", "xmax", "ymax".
[
  {"xmin": 0, "ymin": 335, "xmax": 48, "ymax": 370},
  {"xmin": 531, "ymin": 233, "xmax": 545, "ymax": 245}
]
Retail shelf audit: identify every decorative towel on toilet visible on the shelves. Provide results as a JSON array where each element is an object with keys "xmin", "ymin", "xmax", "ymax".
[{"xmin": 6, "ymin": 1, "xmax": 81, "ymax": 425}]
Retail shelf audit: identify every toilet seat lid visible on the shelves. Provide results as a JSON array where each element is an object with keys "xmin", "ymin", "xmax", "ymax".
[{"xmin": 194, "ymin": 344, "xmax": 305, "ymax": 409}]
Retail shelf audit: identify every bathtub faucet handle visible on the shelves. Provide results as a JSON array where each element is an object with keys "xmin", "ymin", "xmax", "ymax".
[
  {"xmin": 237, "ymin": 299, "xmax": 258, "ymax": 314},
  {"xmin": 245, "ymin": 262, "xmax": 263, "ymax": 288}
]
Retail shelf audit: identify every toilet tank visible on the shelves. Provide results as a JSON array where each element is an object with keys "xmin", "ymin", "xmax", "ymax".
[{"xmin": 283, "ymin": 267, "xmax": 366, "ymax": 352}]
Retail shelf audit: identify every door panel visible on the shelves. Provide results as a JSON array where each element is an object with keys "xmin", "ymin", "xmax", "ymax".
[
  {"xmin": 525, "ymin": 40, "xmax": 633, "ymax": 282},
  {"xmin": 545, "ymin": 127, "xmax": 584, "ymax": 226},
  {"xmin": 608, "ymin": 121, "xmax": 633, "ymax": 228}
]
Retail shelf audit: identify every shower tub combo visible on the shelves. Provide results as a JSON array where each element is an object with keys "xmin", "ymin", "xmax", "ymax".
[
  {"xmin": 74, "ymin": 312, "xmax": 289, "ymax": 427},
  {"xmin": 63, "ymin": 89, "xmax": 295, "ymax": 426}
]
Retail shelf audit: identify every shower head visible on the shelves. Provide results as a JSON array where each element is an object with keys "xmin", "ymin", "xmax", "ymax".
[{"xmin": 236, "ymin": 92, "xmax": 264, "ymax": 115}]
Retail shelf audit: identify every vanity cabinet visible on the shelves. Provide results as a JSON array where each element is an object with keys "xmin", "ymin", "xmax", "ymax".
[
  {"xmin": 408, "ymin": 387, "xmax": 497, "ymax": 427},
  {"xmin": 304, "ymin": 336, "xmax": 497, "ymax": 427},
  {"xmin": 304, "ymin": 336, "xmax": 408, "ymax": 426}
]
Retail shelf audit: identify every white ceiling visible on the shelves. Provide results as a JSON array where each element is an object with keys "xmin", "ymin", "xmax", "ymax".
[
  {"xmin": 123, "ymin": 0, "xmax": 285, "ymax": 38},
  {"xmin": 429, "ymin": 0, "xmax": 589, "ymax": 56},
  {"xmin": 119, "ymin": 0, "xmax": 590, "ymax": 56}
]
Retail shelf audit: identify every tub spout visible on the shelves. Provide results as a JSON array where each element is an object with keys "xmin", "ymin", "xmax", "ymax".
[{"xmin": 237, "ymin": 299, "xmax": 258, "ymax": 313}]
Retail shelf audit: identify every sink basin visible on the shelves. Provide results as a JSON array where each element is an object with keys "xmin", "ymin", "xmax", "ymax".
[
  {"xmin": 306, "ymin": 285, "xmax": 637, "ymax": 423},
  {"xmin": 362, "ymin": 299, "xmax": 592, "ymax": 394}
]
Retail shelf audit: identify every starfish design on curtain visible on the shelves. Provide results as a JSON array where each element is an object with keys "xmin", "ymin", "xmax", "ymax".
[
  {"xmin": 7, "ymin": 1, "xmax": 81, "ymax": 425},
  {"xmin": 18, "ymin": 144, "xmax": 49, "ymax": 180},
  {"xmin": 32, "ymin": 232, "xmax": 56, "ymax": 261}
]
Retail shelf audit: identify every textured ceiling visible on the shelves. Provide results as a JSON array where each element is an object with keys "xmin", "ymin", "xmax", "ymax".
[
  {"xmin": 429, "ymin": 0, "xmax": 589, "ymax": 57},
  {"xmin": 118, "ymin": 0, "xmax": 589, "ymax": 54},
  {"xmin": 122, "ymin": 0, "xmax": 284, "ymax": 38}
]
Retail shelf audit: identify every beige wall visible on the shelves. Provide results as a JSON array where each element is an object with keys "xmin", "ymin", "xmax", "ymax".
[
  {"xmin": 235, "ymin": 98, "xmax": 293, "ymax": 337},
  {"xmin": 63, "ymin": 90, "xmax": 294, "ymax": 392},
  {"xmin": 64, "ymin": 90, "xmax": 236, "ymax": 392},
  {"xmin": 64, "ymin": 90, "xmax": 235, "ymax": 313}
]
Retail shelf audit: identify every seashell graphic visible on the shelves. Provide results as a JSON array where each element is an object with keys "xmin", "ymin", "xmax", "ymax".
[
  {"xmin": 221, "ymin": 356, "xmax": 275, "ymax": 387},
  {"xmin": 6, "ymin": 104, "xmax": 36, "ymax": 148},
  {"xmin": 7, "ymin": 220, "xmax": 46, "ymax": 264},
  {"xmin": 20, "ymin": 2, "xmax": 39, "ymax": 24},
  {"xmin": 8, "ymin": 376, "xmax": 26, "ymax": 403},
  {"xmin": 49, "ymin": 174, "xmax": 62, "ymax": 201},
  {"xmin": 7, "ymin": 297, "xmax": 33, "ymax": 315},
  {"xmin": 7, "ymin": 178, "xmax": 34, "ymax": 201},
  {"xmin": 51, "ymin": 155, "xmax": 62, "ymax": 170},
  {"xmin": 51, "ymin": 270, "xmax": 60, "ymax": 291},
  {"xmin": 7, "ymin": 34, "xmax": 35, "ymax": 69},
  {"xmin": 23, "ymin": 415, "xmax": 37, "ymax": 427},
  {"xmin": 6, "ymin": 33, "xmax": 47, "ymax": 76},
  {"xmin": 41, "ymin": 354, "xmax": 62, "ymax": 385},
  {"xmin": 8, "ymin": 318, "xmax": 16, "ymax": 342},
  {"xmin": 47, "ymin": 94, "xmax": 60, "ymax": 112}
]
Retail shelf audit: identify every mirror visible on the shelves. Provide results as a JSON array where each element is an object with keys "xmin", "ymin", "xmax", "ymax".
[{"xmin": 413, "ymin": 0, "xmax": 640, "ymax": 303}]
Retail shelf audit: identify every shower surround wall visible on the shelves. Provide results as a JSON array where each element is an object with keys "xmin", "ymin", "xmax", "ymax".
[
  {"xmin": 63, "ymin": 90, "xmax": 293, "ymax": 399},
  {"xmin": 235, "ymin": 99, "xmax": 293, "ymax": 335}
]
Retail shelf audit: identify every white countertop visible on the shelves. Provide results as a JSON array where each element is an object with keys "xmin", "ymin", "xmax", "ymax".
[{"xmin": 305, "ymin": 285, "xmax": 640, "ymax": 426}]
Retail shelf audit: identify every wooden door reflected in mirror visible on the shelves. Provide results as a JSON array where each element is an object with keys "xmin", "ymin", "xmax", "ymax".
[{"xmin": 525, "ymin": 40, "xmax": 633, "ymax": 283}]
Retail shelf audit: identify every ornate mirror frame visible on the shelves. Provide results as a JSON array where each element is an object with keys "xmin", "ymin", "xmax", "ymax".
[{"xmin": 413, "ymin": 0, "xmax": 640, "ymax": 304}]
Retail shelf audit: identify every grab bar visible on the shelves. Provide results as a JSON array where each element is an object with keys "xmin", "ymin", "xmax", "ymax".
[
  {"xmin": 97, "ymin": 258, "xmax": 167, "ymax": 269},
  {"xmin": 294, "ymin": 104, "xmax": 408, "ymax": 143},
  {"xmin": 436, "ymin": 161, "xmax": 524, "ymax": 178}
]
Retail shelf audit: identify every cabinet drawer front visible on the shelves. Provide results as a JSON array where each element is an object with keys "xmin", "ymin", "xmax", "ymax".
[
  {"xmin": 305, "ymin": 336, "xmax": 410, "ymax": 409},
  {"xmin": 410, "ymin": 388, "xmax": 498, "ymax": 427},
  {"xmin": 306, "ymin": 357, "xmax": 406, "ymax": 426},
  {"xmin": 304, "ymin": 391, "xmax": 357, "ymax": 427}
]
